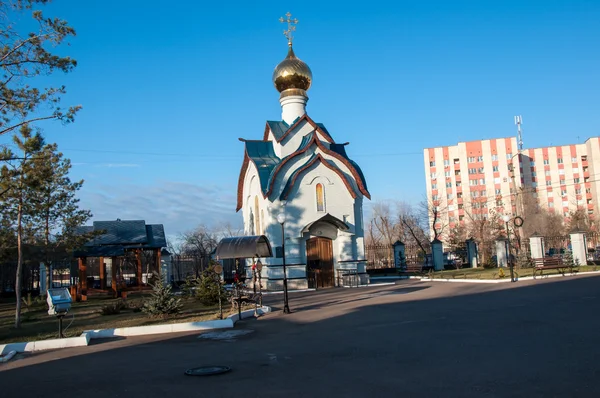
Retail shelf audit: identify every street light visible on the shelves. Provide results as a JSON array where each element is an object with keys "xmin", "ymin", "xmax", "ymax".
[
  {"xmin": 276, "ymin": 212, "xmax": 291, "ymax": 314},
  {"xmin": 502, "ymin": 215, "xmax": 515, "ymax": 282}
]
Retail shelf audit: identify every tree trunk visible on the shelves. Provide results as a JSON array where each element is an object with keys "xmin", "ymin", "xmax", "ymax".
[{"xmin": 15, "ymin": 201, "xmax": 23, "ymax": 329}]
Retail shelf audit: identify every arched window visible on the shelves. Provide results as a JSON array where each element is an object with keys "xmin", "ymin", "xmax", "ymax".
[
  {"xmin": 254, "ymin": 196, "xmax": 261, "ymax": 235},
  {"xmin": 316, "ymin": 183, "xmax": 325, "ymax": 212}
]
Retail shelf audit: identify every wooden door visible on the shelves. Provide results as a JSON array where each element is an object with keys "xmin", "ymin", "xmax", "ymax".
[{"xmin": 306, "ymin": 237, "xmax": 334, "ymax": 288}]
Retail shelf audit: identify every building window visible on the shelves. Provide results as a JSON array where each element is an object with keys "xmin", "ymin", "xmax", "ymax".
[
  {"xmin": 582, "ymin": 156, "xmax": 588, "ymax": 162},
  {"xmin": 447, "ymin": 194, "xmax": 453, "ymax": 200},
  {"xmin": 444, "ymin": 159, "xmax": 450, "ymax": 166},
  {"xmin": 571, "ymin": 157, "xmax": 577, "ymax": 163},
  {"xmin": 468, "ymin": 168, "xmax": 477, "ymax": 174},
  {"xmin": 454, "ymin": 158, "xmax": 460, "ymax": 164},
  {"xmin": 544, "ymin": 159, "xmax": 550, "ymax": 165},
  {"xmin": 574, "ymin": 177, "xmax": 580, "ymax": 183},
  {"xmin": 549, "ymin": 202, "xmax": 554, "ymax": 208},
  {"xmin": 477, "ymin": 156, "xmax": 483, "ymax": 162},
  {"xmin": 430, "ymin": 173, "xmax": 436, "ymax": 179},
  {"xmin": 445, "ymin": 171, "xmax": 451, "ymax": 177},
  {"xmin": 557, "ymin": 158, "xmax": 563, "ymax": 164},
  {"xmin": 469, "ymin": 179, "xmax": 478, "ymax": 186},
  {"xmin": 432, "ymin": 183, "xmax": 438, "ymax": 189},
  {"xmin": 495, "ymin": 188, "xmax": 502, "ymax": 195},
  {"xmin": 493, "ymin": 165, "xmax": 499, "ymax": 172},
  {"xmin": 575, "ymin": 188, "xmax": 582, "ymax": 194},
  {"xmin": 478, "ymin": 167, "xmax": 484, "ymax": 173},
  {"xmin": 561, "ymin": 189, "xmax": 567, "ymax": 196},
  {"xmin": 491, "ymin": 154, "xmax": 498, "ymax": 161},
  {"xmin": 430, "ymin": 161, "xmax": 435, "ymax": 167},
  {"xmin": 531, "ymin": 171, "xmax": 537, "ymax": 177},
  {"xmin": 479, "ymin": 178, "xmax": 485, "ymax": 185},
  {"xmin": 530, "ymin": 161, "xmax": 535, "ymax": 166},
  {"xmin": 254, "ymin": 196, "xmax": 261, "ymax": 235},
  {"xmin": 457, "ymin": 192, "xmax": 463, "ymax": 199},
  {"xmin": 316, "ymin": 183, "xmax": 325, "ymax": 212},
  {"xmin": 546, "ymin": 180, "xmax": 552, "ymax": 186},
  {"xmin": 558, "ymin": 169, "xmax": 565, "ymax": 175},
  {"xmin": 545, "ymin": 170, "xmax": 551, "ymax": 176},
  {"xmin": 507, "ymin": 153, "xmax": 513, "ymax": 160},
  {"xmin": 468, "ymin": 156, "xmax": 476, "ymax": 163},
  {"xmin": 432, "ymin": 194, "xmax": 439, "ymax": 201},
  {"xmin": 446, "ymin": 182, "xmax": 452, "ymax": 188},
  {"xmin": 560, "ymin": 179, "xmax": 565, "ymax": 185}
]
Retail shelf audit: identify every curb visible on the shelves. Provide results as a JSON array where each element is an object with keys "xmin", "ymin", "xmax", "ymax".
[
  {"xmin": 0, "ymin": 306, "xmax": 271, "ymax": 356},
  {"xmin": 418, "ymin": 270, "xmax": 600, "ymax": 284}
]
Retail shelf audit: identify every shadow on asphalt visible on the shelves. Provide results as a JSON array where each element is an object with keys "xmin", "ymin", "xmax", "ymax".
[{"xmin": 2, "ymin": 276, "xmax": 600, "ymax": 397}]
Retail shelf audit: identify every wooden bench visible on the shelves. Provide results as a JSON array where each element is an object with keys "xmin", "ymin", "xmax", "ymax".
[
  {"xmin": 403, "ymin": 264, "xmax": 424, "ymax": 275},
  {"xmin": 532, "ymin": 257, "xmax": 575, "ymax": 279}
]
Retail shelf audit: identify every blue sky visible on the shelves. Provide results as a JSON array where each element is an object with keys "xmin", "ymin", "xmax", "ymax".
[{"xmin": 2, "ymin": 0, "xmax": 599, "ymax": 237}]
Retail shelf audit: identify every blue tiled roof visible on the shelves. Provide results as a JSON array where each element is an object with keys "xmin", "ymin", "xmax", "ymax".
[
  {"xmin": 266, "ymin": 120, "xmax": 289, "ymax": 141},
  {"xmin": 74, "ymin": 220, "xmax": 167, "ymax": 257},
  {"xmin": 245, "ymin": 140, "xmax": 281, "ymax": 195},
  {"xmin": 330, "ymin": 143, "xmax": 369, "ymax": 193}
]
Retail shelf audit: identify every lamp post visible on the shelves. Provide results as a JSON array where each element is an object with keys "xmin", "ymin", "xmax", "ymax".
[
  {"xmin": 503, "ymin": 214, "xmax": 516, "ymax": 282},
  {"xmin": 277, "ymin": 212, "xmax": 291, "ymax": 314}
]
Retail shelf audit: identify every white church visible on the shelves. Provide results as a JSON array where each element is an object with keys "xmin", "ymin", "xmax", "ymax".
[{"xmin": 236, "ymin": 15, "xmax": 370, "ymax": 290}]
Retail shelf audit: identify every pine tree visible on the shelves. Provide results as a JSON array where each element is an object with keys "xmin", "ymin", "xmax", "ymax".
[
  {"xmin": 142, "ymin": 272, "xmax": 182, "ymax": 317},
  {"xmin": 562, "ymin": 249, "xmax": 576, "ymax": 268},
  {"xmin": 1, "ymin": 128, "xmax": 45, "ymax": 328},
  {"xmin": 196, "ymin": 264, "xmax": 226, "ymax": 306},
  {"xmin": 29, "ymin": 143, "xmax": 92, "ymax": 295}
]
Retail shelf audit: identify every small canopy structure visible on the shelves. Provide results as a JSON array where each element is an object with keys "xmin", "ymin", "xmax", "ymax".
[
  {"xmin": 301, "ymin": 213, "xmax": 349, "ymax": 234},
  {"xmin": 215, "ymin": 235, "xmax": 273, "ymax": 260}
]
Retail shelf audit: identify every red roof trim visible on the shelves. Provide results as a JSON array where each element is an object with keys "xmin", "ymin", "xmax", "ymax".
[
  {"xmin": 266, "ymin": 134, "xmax": 370, "ymax": 199},
  {"xmin": 236, "ymin": 153, "xmax": 250, "ymax": 212},
  {"xmin": 262, "ymin": 114, "xmax": 334, "ymax": 144},
  {"xmin": 281, "ymin": 154, "xmax": 357, "ymax": 200}
]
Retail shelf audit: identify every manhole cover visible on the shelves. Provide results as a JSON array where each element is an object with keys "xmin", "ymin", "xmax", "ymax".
[{"xmin": 185, "ymin": 366, "xmax": 231, "ymax": 376}]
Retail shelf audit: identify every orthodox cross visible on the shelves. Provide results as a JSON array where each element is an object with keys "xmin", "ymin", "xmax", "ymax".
[{"xmin": 279, "ymin": 12, "xmax": 298, "ymax": 46}]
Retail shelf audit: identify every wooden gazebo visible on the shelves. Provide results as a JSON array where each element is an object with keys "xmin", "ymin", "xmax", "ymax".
[{"xmin": 73, "ymin": 220, "xmax": 166, "ymax": 300}]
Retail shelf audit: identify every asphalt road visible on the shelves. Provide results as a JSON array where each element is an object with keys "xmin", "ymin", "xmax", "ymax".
[{"xmin": 2, "ymin": 275, "xmax": 600, "ymax": 397}]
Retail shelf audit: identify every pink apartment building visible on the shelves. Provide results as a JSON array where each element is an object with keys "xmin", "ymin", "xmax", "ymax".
[{"xmin": 423, "ymin": 137, "xmax": 600, "ymax": 238}]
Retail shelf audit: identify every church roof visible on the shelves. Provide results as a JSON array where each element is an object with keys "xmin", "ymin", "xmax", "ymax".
[
  {"xmin": 264, "ymin": 114, "xmax": 334, "ymax": 143},
  {"xmin": 244, "ymin": 140, "xmax": 281, "ymax": 194},
  {"xmin": 73, "ymin": 220, "xmax": 166, "ymax": 257},
  {"xmin": 329, "ymin": 143, "xmax": 369, "ymax": 193},
  {"xmin": 237, "ymin": 117, "xmax": 370, "ymax": 211}
]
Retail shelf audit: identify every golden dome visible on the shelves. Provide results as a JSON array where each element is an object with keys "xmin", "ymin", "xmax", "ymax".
[{"xmin": 272, "ymin": 45, "xmax": 312, "ymax": 95}]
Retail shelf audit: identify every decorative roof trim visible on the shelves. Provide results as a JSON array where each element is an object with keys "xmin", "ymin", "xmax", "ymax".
[
  {"xmin": 263, "ymin": 114, "xmax": 334, "ymax": 144},
  {"xmin": 266, "ymin": 134, "xmax": 370, "ymax": 199},
  {"xmin": 236, "ymin": 153, "xmax": 250, "ymax": 212},
  {"xmin": 280, "ymin": 153, "xmax": 357, "ymax": 200}
]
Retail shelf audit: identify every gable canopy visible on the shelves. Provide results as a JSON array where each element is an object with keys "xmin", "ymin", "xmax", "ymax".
[
  {"xmin": 215, "ymin": 235, "xmax": 273, "ymax": 259},
  {"xmin": 301, "ymin": 213, "xmax": 349, "ymax": 234}
]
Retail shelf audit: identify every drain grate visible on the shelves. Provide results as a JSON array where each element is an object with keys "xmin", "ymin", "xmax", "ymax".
[{"xmin": 184, "ymin": 366, "xmax": 231, "ymax": 376}]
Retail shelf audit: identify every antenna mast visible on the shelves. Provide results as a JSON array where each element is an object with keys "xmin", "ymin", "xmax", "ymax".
[{"xmin": 514, "ymin": 115, "xmax": 523, "ymax": 154}]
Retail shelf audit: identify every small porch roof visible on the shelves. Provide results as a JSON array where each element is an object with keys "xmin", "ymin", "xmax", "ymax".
[
  {"xmin": 215, "ymin": 235, "xmax": 273, "ymax": 259},
  {"xmin": 301, "ymin": 213, "xmax": 349, "ymax": 234}
]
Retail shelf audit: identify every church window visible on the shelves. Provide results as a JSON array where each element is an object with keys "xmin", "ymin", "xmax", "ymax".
[
  {"xmin": 316, "ymin": 183, "xmax": 325, "ymax": 212},
  {"xmin": 254, "ymin": 196, "xmax": 260, "ymax": 235}
]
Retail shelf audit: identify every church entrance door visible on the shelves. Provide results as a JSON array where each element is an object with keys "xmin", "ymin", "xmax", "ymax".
[{"xmin": 306, "ymin": 237, "xmax": 334, "ymax": 288}]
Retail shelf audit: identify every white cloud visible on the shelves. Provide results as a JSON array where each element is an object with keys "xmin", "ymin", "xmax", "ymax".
[{"xmin": 77, "ymin": 181, "xmax": 242, "ymax": 237}]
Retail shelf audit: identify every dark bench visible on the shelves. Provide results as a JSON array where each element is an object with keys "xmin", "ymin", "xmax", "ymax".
[
  {"xmin": 402, "ymin": 264, "xmax": 424, "ymax": 274},
  {"xmin": 533, "ymin": 257, "xmax": 576, "ymax": 279}
]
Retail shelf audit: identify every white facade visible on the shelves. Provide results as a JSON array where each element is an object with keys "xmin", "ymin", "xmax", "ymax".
[{"xmin": 236, "ymin": 50, "xmax": 370, "ymax": 290}]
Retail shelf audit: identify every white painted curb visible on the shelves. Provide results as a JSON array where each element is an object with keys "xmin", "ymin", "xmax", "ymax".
[
  {"xmin": 0, "ymin": 306, "xmax": 271, "ymax": 355},
  {"xmin": 419, "ymin": 270, "xmax": 600, "ymax": 284}
]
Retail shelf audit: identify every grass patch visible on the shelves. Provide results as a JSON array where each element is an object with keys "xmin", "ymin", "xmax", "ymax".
[
  {"xmin": 425, "ymin": 265, "xmax": 600, "ymax": 280},
  {"xmin": 0, "ymin": 292, "xmax": 235, "ymax": 344}
]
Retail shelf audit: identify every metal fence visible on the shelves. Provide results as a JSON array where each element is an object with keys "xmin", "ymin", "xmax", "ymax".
[{"xmin": 365, "ymin": 243, "xmax": 428, "ymax": 270}]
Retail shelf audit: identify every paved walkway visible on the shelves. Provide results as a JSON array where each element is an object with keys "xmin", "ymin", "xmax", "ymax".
[{"xmin": 1, "ymin": 275, "xmax": 600, "ymax": 397}]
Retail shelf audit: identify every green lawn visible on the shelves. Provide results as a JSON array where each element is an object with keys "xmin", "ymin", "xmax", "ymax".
[
  {"xmin": 424, "ymin": 265, "xmax": 600, "ymax": 280},
  {"xmin": 0, "ymin": 292, "xmax": 233, "ymax": 344}
]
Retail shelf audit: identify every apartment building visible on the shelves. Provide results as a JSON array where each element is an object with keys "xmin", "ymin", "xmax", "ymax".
[{"xmin": 423, "ymin": 137, "xmax": 600, "ymax": 237}]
